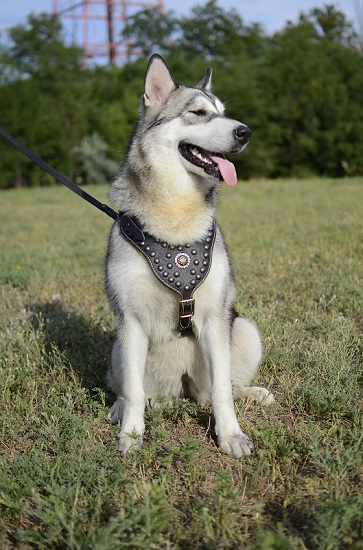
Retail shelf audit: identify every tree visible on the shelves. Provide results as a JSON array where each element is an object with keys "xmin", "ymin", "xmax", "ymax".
[
  {"xmin": 1, "ymin": 4, "xmax": 363, "ymax": 186},
  {"xmin": 121, "ymin": 8, "xmax": 176, "ymax": 58},
  {"xmin": 176, "ymin": 0, "xmax": 246, "ymax": 60},
  {"xmin": 298, "ymin": 4, "xmax": 357, "ymax": 46},
  {"xmin": 3, "ymin": 12, "xmax": 83, "ymax": 79},
  {"xmin": 262, "ymin": 14, "xmax": 363, "ymax": 177},
  {"xmin": 0, "ymin": 13, "xmax": 89, "ymax": 188}
]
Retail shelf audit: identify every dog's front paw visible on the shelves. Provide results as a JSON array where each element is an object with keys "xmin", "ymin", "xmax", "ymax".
[
  {"xmin": 118, "ymin": 431, "xmax": 143, "ymax": 455},
  {"xmin": 218, "ymin": 431, "xmax": 254, "ymax": 458}
]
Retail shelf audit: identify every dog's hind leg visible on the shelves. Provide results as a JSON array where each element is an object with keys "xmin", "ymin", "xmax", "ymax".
[
  {"xmin": 108, "ymin": 396, "xmax": 124, "ymax": 424},
  {"xmin": 107, "ymin": 320, "xmax": 148, "ymax": 454},
  {"xmin": 230, "ymin": 317, "xmax": 275, "ymax": 405}
]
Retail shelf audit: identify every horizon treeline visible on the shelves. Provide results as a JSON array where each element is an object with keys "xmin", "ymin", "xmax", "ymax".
[{"xmin": 1, "ymin": 0, "xmax": 363, "ymax": 188}]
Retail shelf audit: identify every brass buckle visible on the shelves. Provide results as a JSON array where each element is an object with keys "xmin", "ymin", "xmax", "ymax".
[{"xmin": 179, "ymin": 299, "xmax": 195, "ymax": 319}]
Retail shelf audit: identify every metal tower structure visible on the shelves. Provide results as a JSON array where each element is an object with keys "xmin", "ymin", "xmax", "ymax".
[{"xmin": 52, "ymin": 1, "xmax": 165, "ymax": 64}]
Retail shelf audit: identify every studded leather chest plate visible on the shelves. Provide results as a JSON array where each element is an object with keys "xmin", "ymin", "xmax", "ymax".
[{"xmin": 118, "ymin": 212, "xmax": 216, "ymax": 336}]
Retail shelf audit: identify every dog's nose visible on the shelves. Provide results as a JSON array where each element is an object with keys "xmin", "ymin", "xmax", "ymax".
[{"xmin": 234, "ymin": 125, "xmax": 251, "ymax": 141}]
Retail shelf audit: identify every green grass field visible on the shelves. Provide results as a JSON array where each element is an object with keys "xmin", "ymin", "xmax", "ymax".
[{"xmin": 1, "ymin": 178, "xmax": 362, "ymax": 549}]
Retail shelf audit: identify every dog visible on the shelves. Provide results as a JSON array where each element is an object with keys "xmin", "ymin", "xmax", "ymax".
[{"xmin": 105, "ymin": 54, "xmax": 274, "ymax": 458}]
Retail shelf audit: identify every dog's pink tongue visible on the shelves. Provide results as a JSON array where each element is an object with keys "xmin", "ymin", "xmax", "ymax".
[{"xmin": 211, "ymin": 156, "xmax": 237, "ymax": 187}]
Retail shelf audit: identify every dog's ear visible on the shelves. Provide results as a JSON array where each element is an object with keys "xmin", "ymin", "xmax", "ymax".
[
  {"xmin": 143, "ymin": 54, "xmax": 176, "ymax": 112},
  {"xmin": 195, "ymin": 67, "xmax": 213, "ymax": 92}
]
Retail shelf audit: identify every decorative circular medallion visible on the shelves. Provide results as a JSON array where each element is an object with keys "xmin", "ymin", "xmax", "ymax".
[{"xmin": 175, "ymin": 252, "xmax": 191, "ymax": 269}]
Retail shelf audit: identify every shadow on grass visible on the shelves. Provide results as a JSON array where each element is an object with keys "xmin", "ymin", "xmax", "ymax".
[
  {"xmin": 160, "ymin": 398, "xmax": 218, "ymax": 447},
  {"xmin": 27, "ymin": 301, "xmax": 114, "ymax": 392},
  {"xmin": 27, "ymin": 301, "xmax": 220, "ymax": 445}
]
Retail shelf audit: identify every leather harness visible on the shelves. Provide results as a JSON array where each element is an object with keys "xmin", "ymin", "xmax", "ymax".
[{"xmin": 118, "ymin": 213, "xmax": 216, "ymax": 337}]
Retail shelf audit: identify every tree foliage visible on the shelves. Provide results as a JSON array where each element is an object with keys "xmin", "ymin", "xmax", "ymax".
[
  {"xmin": 4, "ymin": 12, "xmax": 82, "ymax": 79},
  {"xmin": 121, "ymin": 8, "xmax": 177, "ymax": 58},
  {"xmin": 175, "ymin": 0, "xmax": 246, "ymax": 60},
  {"xmin": 0, "ymin": 13, "xmax": 92, "ymax": 187},
  {"xmin": 0, "ymin": 3, "xmax": 362, "ymax": 188},
  {"xmin": 298, "ymin": 3, "xmax": 357, "ymax": 46}
]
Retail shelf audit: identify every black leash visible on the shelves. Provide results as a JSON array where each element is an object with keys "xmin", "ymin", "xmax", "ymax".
[
  {"xmin": 0, "ymin": 128, "xmax": 213, "ymax": 336},
  {"xmin": 0, "ymin": 128, "xmax": 118, "ymax": 220}
]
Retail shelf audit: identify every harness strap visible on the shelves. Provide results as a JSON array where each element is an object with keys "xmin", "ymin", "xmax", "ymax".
[{"xmin": 118, "ymin": 212, "xmax": 216, "ymax": 336}]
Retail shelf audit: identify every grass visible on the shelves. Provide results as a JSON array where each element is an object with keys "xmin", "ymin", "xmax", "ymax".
[{"xmin": 0, "ymin": 178, "xmax": 362, "ymax": 549}]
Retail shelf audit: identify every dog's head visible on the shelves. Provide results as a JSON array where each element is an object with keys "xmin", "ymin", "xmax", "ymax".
[{"xmin": 141, "ymin": 54, "xmax": 251, "ymax": 188}]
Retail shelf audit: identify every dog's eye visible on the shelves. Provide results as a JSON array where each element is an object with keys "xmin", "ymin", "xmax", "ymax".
[{"xmin": 191, "ymin": 109, "xmax": 207, "ymax": 116}]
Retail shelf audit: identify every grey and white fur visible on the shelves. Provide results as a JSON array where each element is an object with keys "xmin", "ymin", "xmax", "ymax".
[{"xmin": 105, "ymin": 54, "xmax": 274, "ymax": 458}]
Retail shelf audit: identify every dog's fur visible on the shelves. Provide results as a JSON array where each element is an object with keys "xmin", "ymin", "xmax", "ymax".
[{"xmin": 105, "ymin": 55, "xmax": 274, "ymax": 458}]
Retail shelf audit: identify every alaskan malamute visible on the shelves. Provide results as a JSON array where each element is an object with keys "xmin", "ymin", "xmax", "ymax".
[{"xmin": 106, "ymin": 55, "xmax": 274, "ymax": 458}]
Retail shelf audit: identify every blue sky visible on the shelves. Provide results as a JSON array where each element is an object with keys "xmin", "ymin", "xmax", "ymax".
[{"xmin": 0, "ymin": 0, "xmax": 357, "ymax": 37}]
